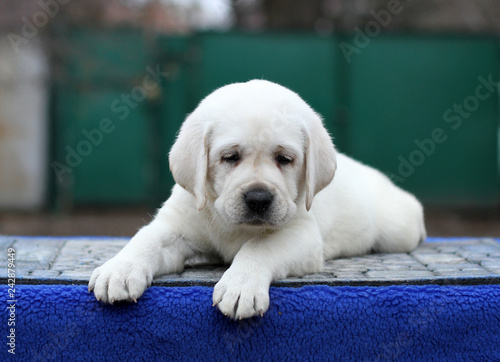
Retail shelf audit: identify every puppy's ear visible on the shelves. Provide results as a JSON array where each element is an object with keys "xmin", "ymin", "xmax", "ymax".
[
  {"xmin": 304, "ymin": 115, "xmax": 337, "ymax": 211},
  {"xmin": 169, "ymin": 115, "xmax": 210, "ymax": 210}
]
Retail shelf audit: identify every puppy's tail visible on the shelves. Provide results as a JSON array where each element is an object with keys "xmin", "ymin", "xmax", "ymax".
[
  {"xmin": 418, "ymin": 216, "xmax": 427, "ymax": 245},
  {"xmin": 418, "ymin": 222, "xmax": 427, "ymax": 245}
]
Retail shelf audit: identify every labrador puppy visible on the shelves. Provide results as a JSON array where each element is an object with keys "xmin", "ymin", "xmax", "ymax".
[{"xmin": 89, "ymin": 80, "xmax": 426, "ymax": 319}]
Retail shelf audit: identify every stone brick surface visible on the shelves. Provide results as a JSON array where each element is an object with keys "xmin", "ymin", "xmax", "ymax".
[
  {"xmin": 0, "ymin": 236, "xmax": 499, "ymax": 286},
  {"xmin": 0, "ymin": 237, "xmax": 65, "ymax": 273},
  {"xmin": 50, "ymin": 239, "xmax": 128, "ymax": 272}
]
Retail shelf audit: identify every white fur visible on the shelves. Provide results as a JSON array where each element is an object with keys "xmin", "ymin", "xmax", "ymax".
[{"xmin": 89, "ymin": 80, "xmax": 426, "ymax": 319}]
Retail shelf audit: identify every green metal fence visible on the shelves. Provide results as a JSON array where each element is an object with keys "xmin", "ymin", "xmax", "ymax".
[
  {"xmin": 346, "ymin": 35, "xmax": 500, "ymax": 206},
  {"xmin": 51, "ymin": 30, "xmax": 500, "ymax": 208}
]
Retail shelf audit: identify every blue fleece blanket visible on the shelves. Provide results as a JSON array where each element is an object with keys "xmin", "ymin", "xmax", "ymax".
[{"xmin": 2, "ymin": 284, "xmax": 499, "ymax": 361}]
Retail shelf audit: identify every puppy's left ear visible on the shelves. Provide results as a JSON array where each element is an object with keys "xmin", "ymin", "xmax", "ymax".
[
  {"xmin": 304, "ymin": 114, "xmax": 337, "ymax": 211},
  {"xmin": 169, "ymin": 115, "xmax": 211, "ymax": 210}
]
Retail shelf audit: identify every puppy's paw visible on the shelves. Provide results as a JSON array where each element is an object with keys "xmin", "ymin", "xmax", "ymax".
[
  {"xmin": 88, "ymin": 256, "xmax": 152, "ymax": 304},
  {"xmin": 213, "ymin": 267, "xmax": 270, "ymax": 320}
]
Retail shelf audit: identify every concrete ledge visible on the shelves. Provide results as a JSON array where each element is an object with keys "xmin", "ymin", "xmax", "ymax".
[
  {"xmin": 1, "ymin": 236, "xmax": 499, "ymax": 287},
  {"xmin": 2, "ymin": 236, "xmax": 500, "ymax": 360}
]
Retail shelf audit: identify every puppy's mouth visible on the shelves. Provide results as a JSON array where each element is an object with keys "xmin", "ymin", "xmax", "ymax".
[
  {"xmin": 239, "ymin": 215, "xmax": 271, "ymax": 227},
  {"xmin": 214, "ymin": 189, "xmax": 293, "ymax": 229}
]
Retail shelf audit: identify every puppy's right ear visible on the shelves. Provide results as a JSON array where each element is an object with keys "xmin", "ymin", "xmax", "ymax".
[
  {"xmin": 169, "ymin": 115, "xmax": 211, "ymax": 210},
  {"xmin": 304, "ymin": 114, "xmax": 337, "ymax": 211}
]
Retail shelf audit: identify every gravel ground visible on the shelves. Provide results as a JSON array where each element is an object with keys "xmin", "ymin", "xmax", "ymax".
[{"xmin": 1, "ymin": 207, "xmax": 500, "ymax": 238}]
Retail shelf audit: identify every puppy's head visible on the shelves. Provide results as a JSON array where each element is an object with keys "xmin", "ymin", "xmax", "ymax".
[{"xmin": 169, "ymin": 80, "xmax": 336, "ymax": 229}]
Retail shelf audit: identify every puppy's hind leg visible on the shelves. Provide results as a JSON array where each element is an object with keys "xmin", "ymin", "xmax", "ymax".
[{"xmin": 372, "ymin": 200, "xmax": 426, "ymax": 254}]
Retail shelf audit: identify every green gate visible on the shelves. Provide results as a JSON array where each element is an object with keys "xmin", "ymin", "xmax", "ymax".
[
  {"xmin": 52, "ymin": 29, "xmax": 158, "ymax": 207},
  {"xmin": 346, "ymin": 35, "xmax": 499, "ymax": 206},
  {"xmin": 51, "ymin": 30, "xmax": 500, "ymax": 208}
]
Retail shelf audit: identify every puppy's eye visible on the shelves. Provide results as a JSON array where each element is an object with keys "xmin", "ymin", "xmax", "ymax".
[
  {"xmin": 222, "ymin": 153, "xmax": 240, "ymax": 163},
  {"xmin": 276, "ymin": 155, "xmax": 293, "ymax": 166}
]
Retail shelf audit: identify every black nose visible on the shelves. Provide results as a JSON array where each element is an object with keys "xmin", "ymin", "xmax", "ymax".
[{"xmin": 244, "ymin": 189, "xmax": 274, "ymax": 213}]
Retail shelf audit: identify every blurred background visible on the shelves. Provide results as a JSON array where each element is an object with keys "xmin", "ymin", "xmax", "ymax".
[{"xmin": 0, "ymin": 0, "xmax": 499, "ymax": 237}]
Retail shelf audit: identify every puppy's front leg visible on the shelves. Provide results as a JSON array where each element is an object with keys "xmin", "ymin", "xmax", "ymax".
[
  {"xmin": 89, "ymin": 219, "xmax": 192, "ymax": 304},
  {"xmin": 213, "ymin": 219, "xmax": 323, "ymax": 319}
]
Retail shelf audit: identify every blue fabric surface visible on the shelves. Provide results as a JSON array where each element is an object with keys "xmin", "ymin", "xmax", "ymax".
[{"xmin": 2, "ymin": 284, "xmax": 500, "ymax": 361}]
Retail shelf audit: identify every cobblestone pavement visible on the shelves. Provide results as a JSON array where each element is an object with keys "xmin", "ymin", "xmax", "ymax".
[{"xmin": 1, "ymin": 236, "xmax": 499, "ymax": 287}]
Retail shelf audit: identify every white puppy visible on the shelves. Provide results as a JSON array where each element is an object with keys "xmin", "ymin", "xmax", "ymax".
[{"xmin": 89, "ymin": 80, "xmax": 426, "ymax": 319}]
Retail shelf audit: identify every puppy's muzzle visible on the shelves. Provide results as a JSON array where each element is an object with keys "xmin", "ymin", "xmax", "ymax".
[{"xmin": 244, "ymin": 189, "xmax": 274, "ymax": 214}]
